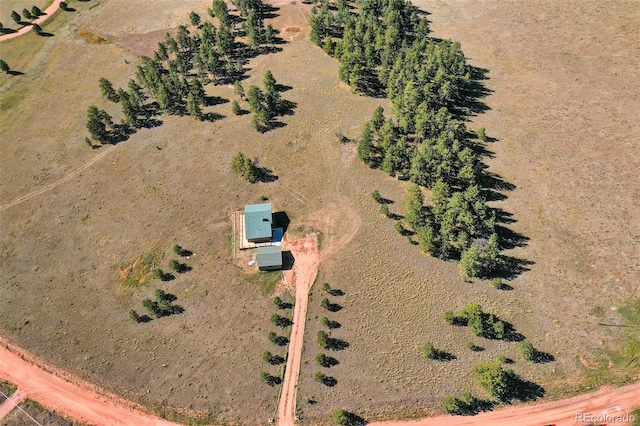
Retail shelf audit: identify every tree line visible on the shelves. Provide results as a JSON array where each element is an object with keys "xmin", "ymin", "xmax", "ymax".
[{"xmin": 310, "ymin": 0, "xmax": 509, "ymax": 279}]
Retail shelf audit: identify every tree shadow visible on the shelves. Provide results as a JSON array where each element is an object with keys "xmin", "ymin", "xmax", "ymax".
[
  {"xmin": 326, "ymin": 302, "xmax": 342, "ymax": 312},
  {"xmin": 319, "ymin": 355, "xmax": 340, "ymax": 367},
  {"xmin": 326, "ymin": 337, "xmax": 349, "ymax": 351},
  {"xmin": 452, "ymin": 65, "xmax": 493, "ymax": 117},
  {"xmin": 434, "ymin": 350, "xmax": 457, "ymax": 362},
  {"xmin": 277, "ymin": 99, "xmax": 297, "ymax": 116},
  {"xmin": 532, "ymin": 350, "xmax": 555, "ymax": 364},
  {"xmin": 319, "ymin": 375, "xmax": 337, "ymax": 387},
  {"xmin": 266, "ymin": 354, "xmax": 285, "ymax": 365},
  {"xmin": 203, "ymin": 95, "xmax": 228, "ymax": 106},
  {"xmin": 7, "ymin": 70, "xmax": 24, "ymax": 76},
  {"xmin": 495, "ymin": 225, "xmax": 530, "ymax": 250},
  {"xmin": 327, "ymin": 288, "xmax": 344, "ymax": 297},
  {"xmin": 255, "ymin": 166, "xmax": 278, "ymax": 183},
  {"xmin": 324, "ymin": 319, "xmax": 341, "ymax": 329},
  {"xmin": 0, "ymin": 28, "xmax": 18, "ymax": 34},
  {"xmin": 137, "ymin": 315, "xmax": 152, "ymax": 323},
  {"xmin": 496, "ymin": 255, "xmax": 534, "ymax": 280},
  {"xmin": 274, "ymin": 336, "xmax": 289, "ymax": 346},
  {"xmin": 503, "ymin": 372, "xmax": 545, "ymax": 403},
  {"xmin": 203, "ymin": 112, "xmax": 225, "ymax": 122},
  {"xmin": 37, "ymin": 32, "xmax": 55, "ymax": 37},
  {"xmin": 275, "ymin": 83, "xmax": 292, "ymax": 92}
]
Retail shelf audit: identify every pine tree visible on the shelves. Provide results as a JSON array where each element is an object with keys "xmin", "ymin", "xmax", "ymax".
[
  {"xmin": 189, "ymin": 11, "xmax": 201, "ymax": 27},
  {"xmin": 0, "ymin": 60, "xmax": 9, "ymax": 74},
  {"xmin": 86, "ymin": 106, "xmax": 113, "ymax": 143},
  {"xmin": 99, "ymin": 78, "xmax": 119, "ymax": 102},
  {"xmin": 11, "ymin": 11, "xmax": 21, "ymax": 25},
  {"xmin": 231, "ymin": 100, "xmax": 241, "ymax": 115},
  {"xmin": 357, "ymin": 123, "xmax": 375, "ymax": 166},
  {"xmin": 187, "ymin": 93, "xmax": 204, "ymax": 120}
]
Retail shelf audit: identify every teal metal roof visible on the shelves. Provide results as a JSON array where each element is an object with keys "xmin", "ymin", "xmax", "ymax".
[
  {"xmin": 244, "ymin": 203, "xmax": 272, "ymax": 241},
  {"xmin": 257, "ymin": 245, "xmax": 282, "ymax": 268}
]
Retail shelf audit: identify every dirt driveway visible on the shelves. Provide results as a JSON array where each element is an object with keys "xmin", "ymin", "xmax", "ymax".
[
  {"xmin": 277, "ymin": 236, "xmax": 320, "ymax": 426},
  {"xmin": 0, "ymin": 338, "xmax": 177, "ymax": 426}
]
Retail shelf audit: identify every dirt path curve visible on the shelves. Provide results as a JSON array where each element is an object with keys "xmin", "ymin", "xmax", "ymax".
[
  {"xmin": 0, "ymin": 0, "xmax": 65, "ymax": 42},
  {"xmin": 0, "ymin": 338, "xmax": 178, "ymax": 425},
  {"xmin": 0, "ymin": 145, "xmax": 116, "ymax": 212},
  {"xmin": 371, "ymin": 381, "xmax": 640, "ymax": 426},
  {"xmin": 277, "ymin": 236, "xmax": 320, "ymax": 426}
]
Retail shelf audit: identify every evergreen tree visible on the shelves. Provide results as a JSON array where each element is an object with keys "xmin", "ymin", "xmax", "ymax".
[
  {"xmin": 189, "ymin": 11, "xmax": 201, "ymax": 27},
  {"xmin": 357, "ymin": 123, "xmax": 375, "ymax": 166},
  {"xmin": 0, "ymin": 60, "xmax": 9, "ymax": 74},
  {"xmin": 32, "ymin": 23, "xmax": 42, "ymax": 35},
  {"xmin": 86, "ymin": 106, "xmax": 113, "ymax": 143},
  {"xmin": 99, "ymin": 78, "xmax": 119, "ymax": 102},
  {"xmin": 32, "ymin": 6, "xmax": 42, "ymax": 16},
  {"xmin": 11, "ymin": 11, "xmax": 21, "ymax": 25},
  {"xmin": 211, "ymin": 0, "xmax": 230, "ymax": 26},
  {"xmin": 234, "ymin": 81, "xmax": 245, "ymax": 99},
  {"xmin": 231, "ymin": 100, "xmax": 241, "ymax": 115},
  {"xmin": 22, "ymin": 9, "xmax": 34, "ymax": 20},
  {"xmin": 187, "ymin": 93, "xmax": 204, "ymax": 120}
]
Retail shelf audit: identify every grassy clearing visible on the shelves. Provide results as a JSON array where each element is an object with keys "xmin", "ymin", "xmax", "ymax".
[
  {"xmin": 0, "ymin": 379, "xmax": 17, "ymax": 403},
  {"xmin": 249, "ymin": 270, "xmax": 283, "ymax": 296},
  {"xmin": 118, "ymin": 246, "xmax": 163, "ymax": 289}
]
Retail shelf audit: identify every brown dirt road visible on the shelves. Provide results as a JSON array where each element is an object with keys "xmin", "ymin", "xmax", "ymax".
[
  {"xmin": 277, "ymin": 236, "xmax": 320, "ymax": 426},
  {"xmin": 0, "ymin": 338, "xmax": 178, "ymax": 425},
  {"xmin": 371, "ymin": 381, "xmax": 640, "ymax": 426},
  {"xmin": 0, "ymin": 0, "xmax": 65, "ymax": 42}
]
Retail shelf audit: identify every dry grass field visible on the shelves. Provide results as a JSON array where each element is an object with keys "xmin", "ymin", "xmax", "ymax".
[
  {"xmin": 0, "ymin": 0, "xmax": 638, "ymax": 425},
  {"xmin": 2, "ymin": 398, "xmax": 85, "ymax": 426}
]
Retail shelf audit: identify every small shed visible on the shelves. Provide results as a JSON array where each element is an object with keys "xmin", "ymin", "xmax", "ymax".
[
  {"xmin": 244, "ymin": 203, "xmax": 273, "ymax": 243},
  {"xmin": 257, "ymin": 245, "xmax": 282, "ymax": 271}
]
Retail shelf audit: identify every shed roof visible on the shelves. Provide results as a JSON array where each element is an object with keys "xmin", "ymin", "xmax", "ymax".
[
  {"xmin": 257, "ymin": 245, "xmax": 282, "ymax": 268},
  {"xmin": 244, "ymin": 203, "xmax": 272, "ymax": 241}
]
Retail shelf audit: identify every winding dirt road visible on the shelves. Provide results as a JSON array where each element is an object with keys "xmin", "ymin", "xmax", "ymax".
[
  {"xmin": 371, "ymin": 381, "xmax": 640, "ymax": 426},
  {"xmin": 0, "ymin": 338, "xmax": 177, "ymax": 425},
  {"xmin": 0, "ymin": 0, "xmax": 65, "ymax": 42},
  {"xmin": 277, "ymin": 236, "xmax": 320, "ymax": 426}
]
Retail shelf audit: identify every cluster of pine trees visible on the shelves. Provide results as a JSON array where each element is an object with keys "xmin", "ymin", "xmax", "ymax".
[
  {"xmin": 86, "ymin": 0, "xmax": 278, "ymax": 144},
  {"xmin": 311, "ymin": 0, "xmax": 502, "ymax": 278}
]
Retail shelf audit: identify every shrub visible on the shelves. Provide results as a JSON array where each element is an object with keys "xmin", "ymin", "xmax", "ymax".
[
  {"xmin": 371, "ymin": 190, "xmax": 382, "ymax": 203},
  {"xmin": 517, "ymin": 340, "xmax": 536, "ymax": 361},
  {"xmin": 322, "ymin": 282, "xmax": 331, "ymax": 292},
  {"xmin": 316, "ymin": 353, "xmax": 327, "ymax": 366},
  {"xmin": 317, "ymin": 330, "xmax": 329, "ymax": 349},
  {"xmin": 380, "ymin": 204, "xmax": 390, "ymax": 217},
  {"xmin": 321, "ymin": 298, "xmax": 330, "ymax": 310},
  {"xmin": 444, "ymin": 310, "xmax": 455, "ymax": 325},
  {"xmin": 315, "ymin": 371, "xmax": 327, "ymax": 383},
  {"xmin": 491, "ymin": 278, "xmax": 503, "ymax": 289},
  {"xmin": 473, "ymin": 362, "xmax": 511, "ymax": 401},
  {"xmin": 332, "ymin": 408, "xmax": 349, "ymax": 425},
  {"xmin": 231, "ymin": 100, "xmax": 241, "ymax": 115},
  {"xmin": 467, "ymin": 341, "xmax": 481, "ymax": 352},
  {"xmin": 273, "ymin": 296, "xmax": 283, "ymax": 308},
  {"xmin": 423, "ymin": 342, "xmax": 436, "ymax": 360},
  {"xmin": 442, "ymin": 395, "xmax": 462, "ymax": 415},
  {"xmin": 129, "ymin": 310, "xmax": 140, "ymax": 323}
]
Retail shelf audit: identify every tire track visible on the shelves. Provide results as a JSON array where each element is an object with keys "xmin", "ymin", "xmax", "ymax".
[{"xmin": 0, "ymin": 146, "xmax": 115, "ymax": 212}]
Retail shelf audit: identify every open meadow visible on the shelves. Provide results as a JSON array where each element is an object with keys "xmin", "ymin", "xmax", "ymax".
[{"xmin": 0, "ymin": 0, "xmax": 638, "ymax": 424}]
